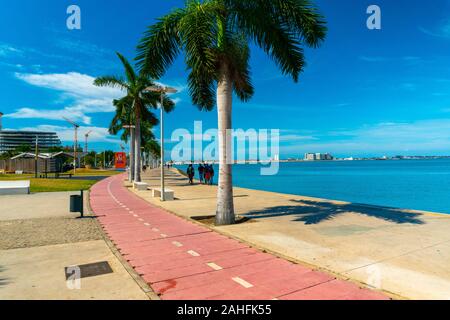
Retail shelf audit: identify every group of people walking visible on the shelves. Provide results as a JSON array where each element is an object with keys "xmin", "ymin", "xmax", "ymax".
[{"xmin": 187, "ymin": 163, "xmax": 215, "ymax": 185}]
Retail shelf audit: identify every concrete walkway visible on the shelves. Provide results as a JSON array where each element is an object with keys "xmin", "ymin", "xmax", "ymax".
[
  {"xmin": 0, "ymin": 191, "xmax": 149, "ymax": 300},
  {"xmin": 90, "ymin": 174, "xmax": 388, "ymax": 300},
  {"xmin": 132, "ymin": 168, "xmax": 450, "ymax": 300}
]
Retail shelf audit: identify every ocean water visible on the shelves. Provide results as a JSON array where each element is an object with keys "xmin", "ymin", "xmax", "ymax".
[{"xmin": 178, "ymin": 159, "xmax": 450, "ymax": 214}]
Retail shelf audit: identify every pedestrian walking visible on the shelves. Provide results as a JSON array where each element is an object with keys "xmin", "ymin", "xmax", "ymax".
[
  {"xmin": 204, "ymin": 164, "xmax": 211, "ymax": 185},
  {"xmin": 187, "ymin": 164, "xmax": 195, "ymax": 185},
  {"xmin": 209, "ymin": 165, "xmax": 215, "ymax": 185},
  {"xmin": 198, "ymin": 164, "xmax": 205, "ymax": 184}
]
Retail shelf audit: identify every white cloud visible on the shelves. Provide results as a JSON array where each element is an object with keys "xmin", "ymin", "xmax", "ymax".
[
  {"xmin": 15, "ymin": 72, "xmax": 122, "ymax": 99},
  {"xmin": 55, "ymin": 38, "xmax": 112, "ymax": 57},
  {"xmin": 359, "ymin": 56, "xmax": 389, "ymax": 62},
  {"xmin": 16, "ymin": 125, "xmax": 120, "ymax": 145},
  {"xmin": 0, "ymin": 44, "xmax": 22, "ymax": 57},
  {"xmin": 419, "ymin": 20, "xmax": 450, "ymax": 39},
  {"xmin": 6, "ymin": 108, "xmax": 91, "ymax": 125},
  {"xmin": 6, "ymin": 72, "xmax": 125, "ymax": 124},
  {"xmin": 281, "ymin": 119, "xmax": 450, "ymax": 156},
  {"xmin": 279, "ymin": 134, "xmax": 318, "ymax": 142}
]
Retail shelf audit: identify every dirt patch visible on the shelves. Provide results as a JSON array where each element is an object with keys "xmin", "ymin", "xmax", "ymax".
[
  {"xmin": 191, "ymin": 215, "xmax": 255, "ymax": 227},
  {"xmin": 0, "ymin": 216, "xmax": 103, "ymax": 250}
]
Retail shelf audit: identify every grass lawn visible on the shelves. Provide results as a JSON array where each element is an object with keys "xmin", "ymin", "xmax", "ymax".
[
  {"xmin": 65, "ymin": 168, "xmax": 123, "ymax": 176},
  {"xmin": 0, "ymin": 174, "xmax": 97, "ymax": 193}
]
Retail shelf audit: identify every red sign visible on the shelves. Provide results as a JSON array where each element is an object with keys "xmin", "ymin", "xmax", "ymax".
[{"xmin": 115, "ymin": 152, "xmax": 127, "ymax": 169}]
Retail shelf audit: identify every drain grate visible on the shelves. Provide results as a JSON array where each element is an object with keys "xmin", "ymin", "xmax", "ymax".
[{"xmin": 65, "ymin": 261, "xmax": 113, "ymax": 280}]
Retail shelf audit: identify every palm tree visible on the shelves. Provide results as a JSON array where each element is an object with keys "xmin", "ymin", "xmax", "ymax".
[
  {"xmin": 143, "ymin": 139, "xmax": 161, "ymax": 168},
  {"xmin": 109, "ymin": 96, "xmax": 160, "ymax": 180},
  {"xmin": 136, "ymin": 0, "xmax": 327, "ymax": 225},
  {"xmin": 94, "ymin": 52, "xmax": 175, "ymax": 182}
]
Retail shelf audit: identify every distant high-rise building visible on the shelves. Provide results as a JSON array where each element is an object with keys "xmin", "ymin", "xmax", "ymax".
[
  {"xmin": 304, "ymin": 153, "xmax": 334, "ymax": 161},
  {"xmin": 0, "ymin": 130, "xmax": 61, "ymax": 154},
  {"xmin": 0, "ymin": 112, "xmax": 62, "ymax": 154},
  {"xmin": 304, "ymin": 153, "xmax": 316, "ymax": 161}
]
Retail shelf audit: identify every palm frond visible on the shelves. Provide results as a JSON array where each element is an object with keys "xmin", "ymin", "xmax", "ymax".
[
  {"xmin": 182, "ymin": 1, "xmax": 219, "ymax": 110},
  {"xmin": 268, "ymin": 0, "xmax": 327, "ymax": 48},
  {"xmin": 226, "ymin": 0, "xmax": 327, "ymax": 81},
  {"xmin": 136, "ymin": 9, "xmax": 185, "ymax": 78},
  {"xmin": 116, "ymin": 52, "xmax": 137, "ymax": 84},
  {"xmin": 93, "ymin": 76, "xmax": 129, "ymax": 91},
  {"xmin": 223, "ymin": 33, "xmax": 254, "ymax": 101}
]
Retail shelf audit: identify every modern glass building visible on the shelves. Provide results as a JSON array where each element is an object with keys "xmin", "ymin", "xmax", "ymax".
[{"xmin": 0, "ymin": 130, "xmax": 62, "ymax": 154}]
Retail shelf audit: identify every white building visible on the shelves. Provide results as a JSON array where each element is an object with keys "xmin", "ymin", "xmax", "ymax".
[{"xmin": 304, "ymin": 153, "xmax": 334, "ymax": 161}]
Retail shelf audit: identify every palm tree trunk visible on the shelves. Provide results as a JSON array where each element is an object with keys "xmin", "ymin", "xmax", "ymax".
[
  {"xmin": 215, "ymin": 64, "xmax": 235, "ymax": 226},
  {"xmin": 129, "ymin": 130, "xmax": 135, "ymax": 182},
  {"xmin": 134, "ymin": 115, "xmax": 142, "ymax": 182}
]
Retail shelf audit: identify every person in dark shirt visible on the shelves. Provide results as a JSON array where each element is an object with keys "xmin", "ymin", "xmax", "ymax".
[
  {"xmin": 204, "ymin": 164, "xmax": 211, "ymax": 185},
  {"xmin": 198, "ymin": 164, "xmax": 205, "ymax": 184},
  {"xmin": 187, "ymin": 164, "xmax": 195, "ymax": 185},
  {"xmin": 209, "ymin": 165, "xmax": 215, "ymax": 185}
]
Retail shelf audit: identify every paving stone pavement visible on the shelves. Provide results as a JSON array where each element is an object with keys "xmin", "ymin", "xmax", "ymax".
[{"xmin": 90, "ymin": 174, "xmax": 389, "ymax": 300}]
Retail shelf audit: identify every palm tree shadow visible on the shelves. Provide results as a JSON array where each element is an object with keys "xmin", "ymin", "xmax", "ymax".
[
  {"xmin": 0, "ymin": 266, "xmax": 11, "ymax": 288},
  {"xmin": 243, "ymin": 199, "xmax": 425, "ymax": 225}
]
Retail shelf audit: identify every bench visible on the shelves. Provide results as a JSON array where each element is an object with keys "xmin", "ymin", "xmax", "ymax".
[
  {"xmin": 55, "ymin": 173, "xmax": 73, "ymax": 179},
  {"xmin": 152, "ymin": 188, "xmax": 175, "ymax": 201},
  {"xmin": 15, "ymin": 170, "xmax": 23, "ymax": 175},
  {"xmin": 0, "ymin": 180, "xmax": 30, "ymax": 195},
  {"xmin": 133, "ymin": 181, "xmax": 149, "ymax": 191}
]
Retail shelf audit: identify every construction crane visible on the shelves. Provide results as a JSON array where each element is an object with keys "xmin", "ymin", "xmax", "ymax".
[{"xmin": 63, "ymin": 117, "xmax": 80, "ymax": 174}]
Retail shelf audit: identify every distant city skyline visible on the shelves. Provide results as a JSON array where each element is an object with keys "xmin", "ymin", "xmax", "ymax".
[{"xmin": 1, "ymin": 0, "xmax": 450, "ymax": 158}]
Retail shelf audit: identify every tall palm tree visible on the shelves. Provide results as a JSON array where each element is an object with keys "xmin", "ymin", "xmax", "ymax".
[
  {"xmin": 109, "ymin": 97, "xmax": 160, "ymax": 180},
  {"xmin": 94, "ymin": 52, "xmax": 175, "ymax": 182},
  {"xmin": 143, "ymin": 139, "xmax": 161, "ymax": 168},
  {"xmin": 136, "ymin": 0, "xmax": 327, "ymax": 225}
]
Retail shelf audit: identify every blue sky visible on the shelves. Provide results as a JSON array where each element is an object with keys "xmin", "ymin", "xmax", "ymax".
[{"xmin": 1, "ymin": 0, "xmax": 450, "ymax": 158}]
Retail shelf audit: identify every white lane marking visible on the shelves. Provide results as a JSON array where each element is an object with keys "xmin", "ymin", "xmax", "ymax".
[
  {"xmin": 207, "ymin": 263, "xmax": 223, "ymax": 271},
  {"xmin": 160, "ymin": 233, "xmax": 168, "ymax": 238},
  {"xmin": 138, "ymin": 218, "xmax": 144, "ymax": 222},
  {"xmin": 187, "ymin": 250, "xmax": 200, "ymax": 257},
  {"xmin": 133, "ymin": 214, "xmax": 139, "ymax": 217},
  {"xmin": 129, "ymin": 211, "xmax": 134, "ymax": 214},
  {"xmin": 232, "ymin": 277, "xmax": 253, "ymax": 289},
  {"xmin": 172, "ymin": 241, "xmax": 183, "ymax": 247},
  {"xmin": 144, "ymin": 223, "xmax": 151, "ymax": 226},
  {"xmin": 152, "ymin": 228, "xmax": 160, "ymax": 232}
]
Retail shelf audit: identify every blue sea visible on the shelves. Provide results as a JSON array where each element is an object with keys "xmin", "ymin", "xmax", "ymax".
[{"xmin": 178, "ymin": 159, "xmax": 450, "ymax": 214}]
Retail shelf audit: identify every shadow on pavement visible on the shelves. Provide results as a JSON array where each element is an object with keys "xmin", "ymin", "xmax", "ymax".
[
  {"xmin": 0, "ymin": 266, "xmax": 11, "ymax": 288},
  {"xmin": 243, "ymin": 199, "xmax": 425, "ymax": 225}
]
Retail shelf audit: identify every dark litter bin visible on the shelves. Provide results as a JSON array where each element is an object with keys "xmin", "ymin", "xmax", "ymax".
[{"xmin": 70, "ymin": 191, "xmax": 84, "ymax": 217}]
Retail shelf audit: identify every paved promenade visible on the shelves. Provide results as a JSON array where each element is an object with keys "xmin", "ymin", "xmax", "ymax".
[
  {"xmin": 90, "ymin": 174, "xmax": 388, "ymax": 300},
  {"xmin": 132, "ymin": 168, "xmax": 450, "ymax": 300}
]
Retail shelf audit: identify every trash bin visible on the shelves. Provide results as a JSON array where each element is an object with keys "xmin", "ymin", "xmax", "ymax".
[{"xmin": 70, "ymin": 195, "xmax": 82, "ymax": 213}]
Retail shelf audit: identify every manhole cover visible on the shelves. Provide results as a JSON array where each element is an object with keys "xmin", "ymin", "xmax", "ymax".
[{"xmin": 65, "ymin": 261, "xmax": 113, "ymax": 280}]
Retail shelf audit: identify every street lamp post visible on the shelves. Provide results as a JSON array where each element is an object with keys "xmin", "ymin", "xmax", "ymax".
[
  {"xmin": 84, "ymin": 130, "xmax": 92, "ymax": 166},
  {"xmin": 34, "ymin": 135, "xmax": 39, "ymax": 178},
  {"xmin": 63, "ymin": 117, "xmax": 80, "ymax": 175},
  {"xmin": 144, "ymin": 85, "xmax": 178, "ymax": 201},
  {"xmin": 123, "ymin": 125, "xmax": 136, "ymax": 182}
]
